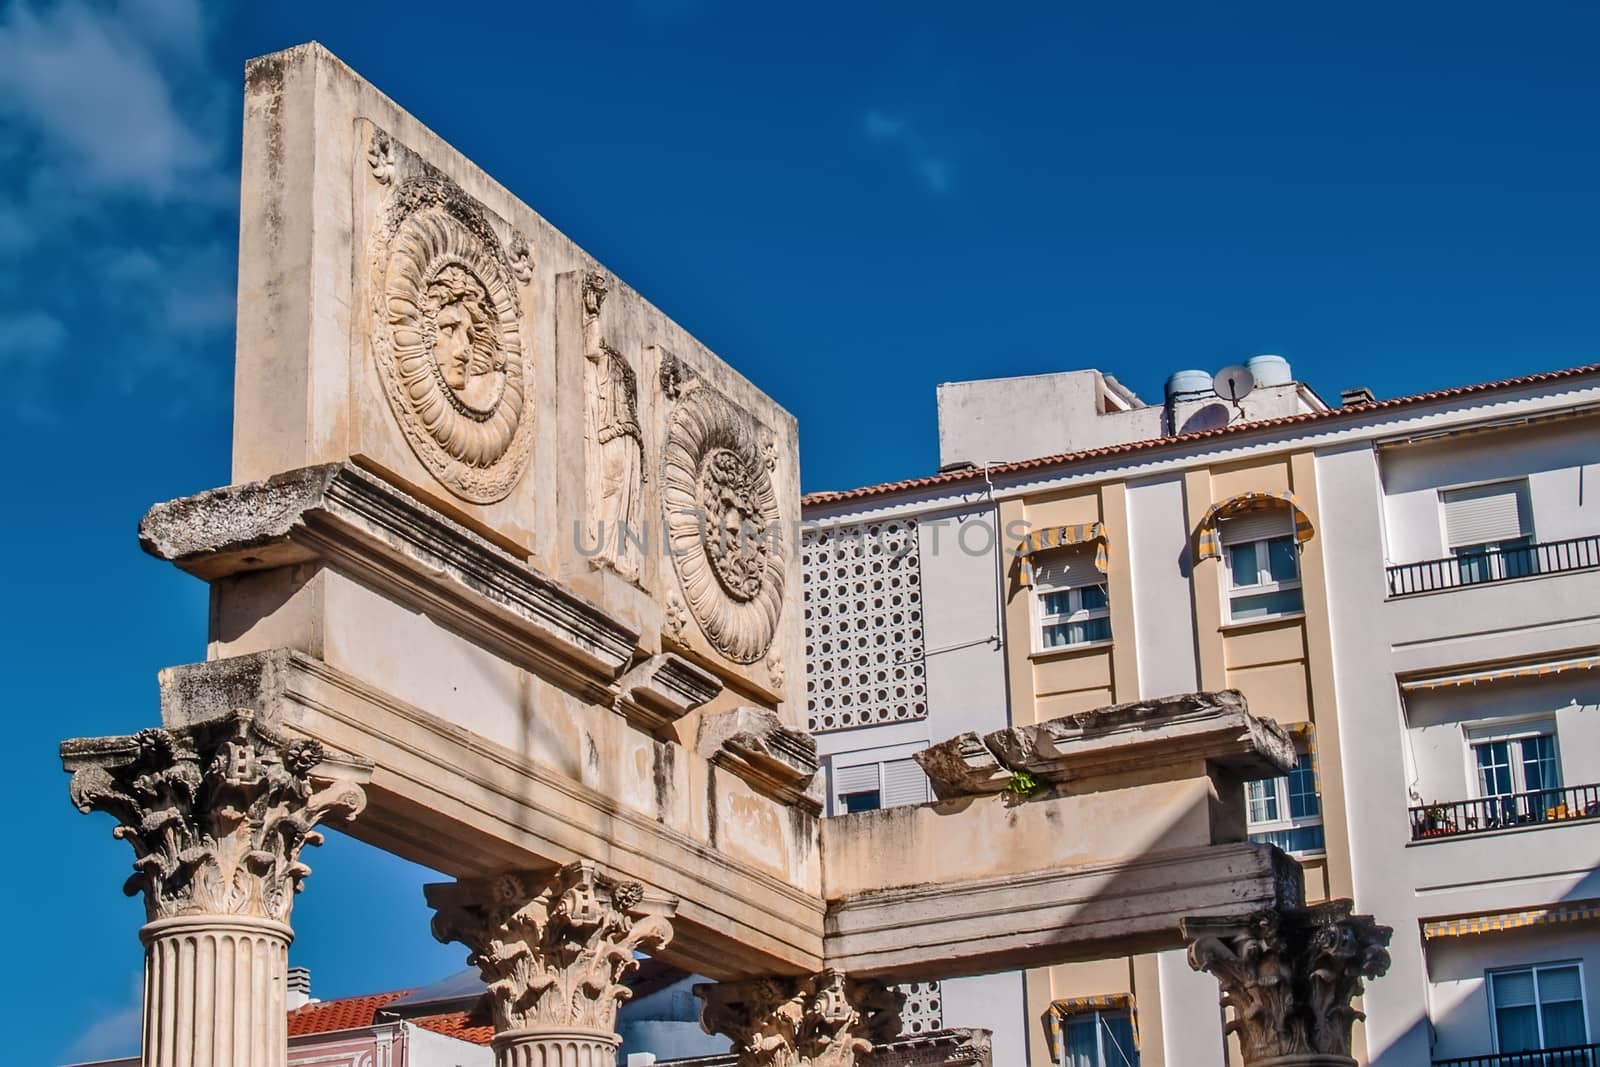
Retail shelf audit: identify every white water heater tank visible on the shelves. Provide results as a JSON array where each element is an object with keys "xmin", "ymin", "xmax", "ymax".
[{"xmin": 1245, "ymin": 354, "xmax": 1292, "ymax": 387}]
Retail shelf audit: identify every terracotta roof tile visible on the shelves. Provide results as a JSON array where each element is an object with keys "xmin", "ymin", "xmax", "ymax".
[
  {"xmin": 800, "ymin": 362, "xmax": 1600, "ymax": 507},
  {"xmin": 415, "ymin": 1011, "xmax": 496, "ymax": 1046},
  {"xmin": 286, "ymin": 990, "xmax": 416, "ymax": 1036}
]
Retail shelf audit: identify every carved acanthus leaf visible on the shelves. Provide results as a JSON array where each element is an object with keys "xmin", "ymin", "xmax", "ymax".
[
  {"xmin": 1183, "ymin": 901, "xmax": 1392, "ymax": 1062},
  {"xmin": 61, "ymin": 710, "xmax": 368, "ymax": 923},
  {"xmin": 427, "ymin": 864, "xmax": 674, "ymax": 1034},
  {"xmin": 696, "ymin": 970, "xmax": 904, "ymax": 1067}
]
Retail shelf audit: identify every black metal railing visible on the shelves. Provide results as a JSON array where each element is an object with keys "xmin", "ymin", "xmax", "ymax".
[
  {"xmin": 1387, "ymin": 535, "xmax": 1600, "ymax": 596},
  {"xmin": 1436, "ymin": 1043, "xmax": 1600, "ymax": 1067},
  {"xmin": 1410, "ymin": 782, "xmax": 1600, "ymax": 841}
]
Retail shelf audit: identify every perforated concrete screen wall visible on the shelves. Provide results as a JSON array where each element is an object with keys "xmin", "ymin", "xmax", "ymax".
[
  {"xmin": 802, "ymin": 520, "xmax": 929, "ymax": 733},
  {"xmin": 897, "ymin": 980, "xmax": 945, "ymax": 1034}
]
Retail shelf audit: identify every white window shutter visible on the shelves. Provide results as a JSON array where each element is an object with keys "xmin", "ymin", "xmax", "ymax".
[
  {"xmin": 833, "ymin": 764, "xmax": 878, "ymax": 797},
  {"xmin": 1441, "ymin": 482, "xmax": 1528, "ymax": 547},
  {"xmin": 1219, "ymin": 511, "xmax": 1293, "ymax": 545},
  {"xmin": 881, "ymin": 759, "xmax": 929, "ymax": 808}
]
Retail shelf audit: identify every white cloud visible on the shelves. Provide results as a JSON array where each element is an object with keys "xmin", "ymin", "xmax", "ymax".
[
  {"xmin": 860, "ymin": 108, "xmax": 953, "ymax": 194},
  {"xmin": 0, "ymin": 0, "xmax": 236, "ymax": 418},
  {"xmin": 0, "ymin": 0, "xmax": 218, "ymax": 200}
]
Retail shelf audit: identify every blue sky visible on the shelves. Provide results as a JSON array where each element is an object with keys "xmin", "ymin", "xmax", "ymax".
[{"xmin": 2, "ymin": 0, "xmax": 1597, "ymax": 1061}]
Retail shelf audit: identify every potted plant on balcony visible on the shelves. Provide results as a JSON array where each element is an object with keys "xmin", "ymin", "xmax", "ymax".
[{"xmin": 1418, "ymin": 803, "xmax": 1456, "ymax": 838}]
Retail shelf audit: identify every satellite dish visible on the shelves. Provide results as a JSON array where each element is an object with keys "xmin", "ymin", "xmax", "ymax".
[{"xmin": 1213, "ymin": 364, "xmax": 1255, "ymax": 404}]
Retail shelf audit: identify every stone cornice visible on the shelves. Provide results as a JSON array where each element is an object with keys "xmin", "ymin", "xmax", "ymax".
[
  {"xmin": 138, "ymin": 463, "xmax": 640, "ymax": 691},
  {"xmin": 697, "ymin": 707, "xmax": 822, "ymax": 814},
  {"xmin": 916, "ymin": 690, "xmax": 1295, "ymax": 799},
  {"xmin": 617, "ymin": 653, "xmax": 724, "ymax": 737}
]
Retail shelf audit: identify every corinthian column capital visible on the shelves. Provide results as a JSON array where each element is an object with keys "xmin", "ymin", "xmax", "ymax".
[
  {"xmin": 426, "ymin": 862, "xmax": 675, "ymax": 1038},
  {"xmin": 696, "ymin": 969, "xmax": 905, "ymax": 1067},
  {"xmin": 1182, "ymin": 900, "xmax": 1393, "ymax": 1066},
  {"xmin": 61, "ymin": 709, "xmax": 369, "ymax": 924}
]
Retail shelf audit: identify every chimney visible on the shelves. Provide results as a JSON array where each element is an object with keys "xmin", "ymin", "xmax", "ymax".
[
  {"xmin": 287, "ymin": 966, "xmax": 312, "ymax": 1011},
  {"xmin": 1340, "ymin": 386, "xmax": 1376, "ymax": 407}
]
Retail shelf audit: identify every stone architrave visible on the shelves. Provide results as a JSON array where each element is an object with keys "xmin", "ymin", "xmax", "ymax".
[
  {"xmin": 581, "ymin": 270, "xmax": 645, "ymax": 580},
  {"xmin": 61, "ymin": 709, "xmax": 369, "ymax": 1067},
  {"xmin": 426, "ymin": 863, "xmax": 675, "ymax": 1066},
  {"xmin": 1182, "ymin": 900, "xmax": 1393, "ymax": 1067},
  {"xmin": 696, "ymin": 969, "xmax": 905, "ymax": 1067}
]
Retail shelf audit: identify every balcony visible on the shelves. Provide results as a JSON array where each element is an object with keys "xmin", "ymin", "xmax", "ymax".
[
  {"xmin": 1387, "ymin": 535, "xmax": 1600, "ymax": 597},
  {"xmin": 1436, "ymin": 1044, "xmax": 1600, "ymax": 1067},
  {"xmin": 1410, "ymin": 783, "xmax": 1600, "ymax": 841}
]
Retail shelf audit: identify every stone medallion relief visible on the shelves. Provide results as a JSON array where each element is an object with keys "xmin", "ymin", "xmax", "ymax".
[
  {"xmin": 661, "ymin": 355, "xmax": 786, "ymax": 665},
  {"xmin": 368, "ymin": 131, "xmax": 534, "ymax": 504},
  {"xmin": 582, "ymin": 271, "xmax": 644, "ymax": 581}
]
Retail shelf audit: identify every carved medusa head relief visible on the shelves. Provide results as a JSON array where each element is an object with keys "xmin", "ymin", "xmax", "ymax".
[
  {"xmin": 662, "ymin": 383, "xmax": 786, "ymax": 664},
  {"xmin": 370, "ymin": 168, "xmax": 533, "ymax": 503}
]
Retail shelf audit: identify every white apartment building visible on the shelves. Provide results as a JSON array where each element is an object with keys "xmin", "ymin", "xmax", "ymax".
[
  {"xmin": 803, "ymin": 359, "xmax": 1600, "ymax": 1067},
  {"xmin": 1319, "ymin": 387, "xmax": 1600, "ymax": 1067}
]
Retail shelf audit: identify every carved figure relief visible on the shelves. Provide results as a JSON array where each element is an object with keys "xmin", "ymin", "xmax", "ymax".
[
  {"xmin": 662, "ymin": 364, "xmax": 787, "ymax": 664},
  {"xmin": 369, "ymin": 155, "xmax": 534, "ymax": 504},
  {"xmin": 582, "ymin": 272, "xmax": 644, "ymax": 580}
]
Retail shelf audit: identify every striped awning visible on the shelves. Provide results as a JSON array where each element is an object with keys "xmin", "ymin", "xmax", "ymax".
[
  {"xmin": 1424, "ymin": 900, "xmax": 1600, "ymax": 940},
  {"xmin": 1043, "ymin": 994, "xmax": 1139, "ymax": 1060},
  {"xmin": 1194, "ymin": 491, "xmax": 1315, "ymax": 561},
  {"xmin": 1402, "ymin": 655, "xmax": 1600, "ymax": 691},
  {"xmin": 1015, "ymin": 523, "xmax": 1108, "ymax": 587}
]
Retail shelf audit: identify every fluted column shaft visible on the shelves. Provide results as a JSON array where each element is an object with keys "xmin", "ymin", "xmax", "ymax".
[
  {"xmin": 492, "ymin": 1028, "xmax": 619, "ymax": 1067},
  {"xmin": 140, "ymin": 915, "xmax": 293, "ymax": 1067}
]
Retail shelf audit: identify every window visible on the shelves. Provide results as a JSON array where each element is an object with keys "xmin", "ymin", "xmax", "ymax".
[
  {"xmin": 832, "ymin": 758, "xmax": 929, "ymax": 815},
  {"xmin": 1220, "ymin": 512, "xmax": 1303, "ymax": 622},
  {"xmin": 1441, "ymin": 480, "xmax": 1535, "ymax": 583},
  {"xmin": 1247, "ymin": 754, "xmax": 1325, "ymax": 855},
  {"xmin": 1471, "ymin": 725, "xmax": 1561, "ymax": 824},
  {"xmin": 1060, "ymin": 1009, "xmax": 1138, "ymax": 1067},
  {"xmin": 1490, "ymin": 963, "xmax": 1589, "ymax": 1053},
  {"xmin": 1034, "ymin": 546, "xmax": 1111, "ymax": 650}
]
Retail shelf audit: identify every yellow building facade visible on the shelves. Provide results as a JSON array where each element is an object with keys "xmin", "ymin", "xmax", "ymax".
[{"xmin": 999, "ymin": 449, "xmax": 1358, "ymax": 1067}]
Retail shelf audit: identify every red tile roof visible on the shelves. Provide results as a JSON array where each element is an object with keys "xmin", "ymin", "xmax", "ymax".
[
  {"xmin": 284, "ymin": 991, "xmax": 495, "ymax": 1047},
  {"xmin": 286, "ymin": 990, "xmax": 415, "ymax": 1036},
  {"xmin": 416, "ymin": 1011, "xmax": 496, "ymax": 1046},
  {"xmin": 800, "ymin": 362, "xmax": 1600, "ymax": 507}
]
